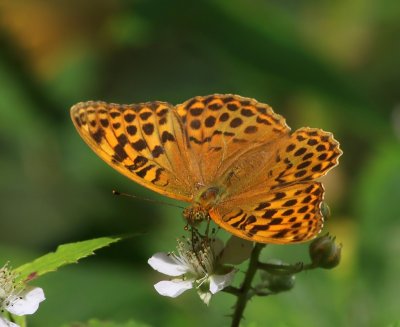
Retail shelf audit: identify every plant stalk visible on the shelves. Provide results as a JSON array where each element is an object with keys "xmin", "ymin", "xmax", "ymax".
[{"xmin": 231, "ymin": 243, "xmax": 265, "ymax": 327}]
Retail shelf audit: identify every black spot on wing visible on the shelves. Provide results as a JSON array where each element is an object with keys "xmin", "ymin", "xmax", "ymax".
[
  {"xmin": 161, "ymin": 131, "xmax": 175, "ymax": 143},
  {"xmin": 132, "ymin": 139, "xmax": 147, "ymax": 151},
  {"xmin": 126, "ymin": 155, "xmax": 148, "ymax": 171},
  {"xmin": 143, "ymin": 123, "xmax": 154, "ymax": 135},
  {"xmin": 127, "ymin": 125, "xmax": 137, "ymax": 135},
  {"xmin": 255, "ymin": 202, "xmax": 270, "ymax": 210},
  {"xmin": 152, "ymin": 145, "xmax": 164, "ymax": 158},
  {"xmin": 91, "ymin": 129, "xmax": 104, "ymax": 144},
  {"xmin": 272, "ymin": 229, "xmax": 290, "ymax": 238},
  {"xmin": 117, "ymin": 134, "xmax": 128, "ymax": 146},
  {"xmin": 262, "ymin": 209, "xmax": 277, "ymax": 219},
  {"xmin": 205, "ymin": 116, "xmax": 216, "ymax": 128},
  {"xmin": 139, "ymin": 112, "xmax": 152, "ymax": 120},
  {"xmin": 124, "ymin": 113, "xmax": 135, "ymax": 123},
  {"xmin": 136, "ymin": 164, "xmax": 155, "ymax": 178},
  {"xmin": 113, "ymin": 144, "xmax": 128, "ymax": 162},
  {"xmin": 100, "ymin": 119, "xmax": 109, "ymax": 127}
]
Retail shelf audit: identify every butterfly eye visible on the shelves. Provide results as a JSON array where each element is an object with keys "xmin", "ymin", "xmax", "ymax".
[
  {"xmin": 183, "ymin": 207, "xmax": 208, "ymax": 226},
  {"xmin": 199, "ymin": 187, "xmax": 220, "ymax": 203}
]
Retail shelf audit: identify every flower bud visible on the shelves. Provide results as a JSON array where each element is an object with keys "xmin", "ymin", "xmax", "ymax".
[
  {"xmin": 260, "ymin": 260, "xmax": 296, "ymax": 293},
  {"xmin": 309, "ymin": 234, "xmax": 342, "ymax": 269},
  {"xmin": 266, "ymin": 274, "xmax": 296, "ymax": 293}
]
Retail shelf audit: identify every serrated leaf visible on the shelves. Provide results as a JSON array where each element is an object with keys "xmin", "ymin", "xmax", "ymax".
[{"xmin": 14, "ymin": 236, "xmax": 121, "ymax": 282}]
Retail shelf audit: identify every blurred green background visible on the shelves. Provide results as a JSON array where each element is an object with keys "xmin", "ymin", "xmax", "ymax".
[{"xmin": 0, "ymin": 0, "xmax": 399, "ymax": 326}]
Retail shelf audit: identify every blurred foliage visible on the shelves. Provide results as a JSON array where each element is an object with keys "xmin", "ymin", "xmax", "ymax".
[{"xmin": 0, "ymin": 0, "xmax": 399, "ymax": 326}]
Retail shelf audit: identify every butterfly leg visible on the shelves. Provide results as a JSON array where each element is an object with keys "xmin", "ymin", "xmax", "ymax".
[{"xmin": 204, "ymin": 214, "xmax": 212, "ymax": 241}]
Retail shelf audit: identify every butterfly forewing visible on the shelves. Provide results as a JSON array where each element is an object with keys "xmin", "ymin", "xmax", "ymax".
[
  {"xmin": 175, "ymin": 94, "xmax": 291, "ymax": 186},
  {"xmin": 71, "ymin": 101, "xmax": 194, "ymax": 201}
]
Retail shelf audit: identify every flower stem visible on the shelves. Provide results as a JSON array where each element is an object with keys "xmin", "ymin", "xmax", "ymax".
[
  {"xmin": 223, "ymin": 285, "xmax": 241, "ymax": 296},
  {"xmin": 257, "ymin": 261, "xmax": 304, "ymax": 275},
  {"xmin": 231, "ymin": 243, "xmax": 265, "ymax": 327}
]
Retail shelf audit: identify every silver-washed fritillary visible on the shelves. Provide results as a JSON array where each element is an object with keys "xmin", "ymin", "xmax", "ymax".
[{"xmin": 71, "ymin": 94, "xmax": 342, "ymax": 244}]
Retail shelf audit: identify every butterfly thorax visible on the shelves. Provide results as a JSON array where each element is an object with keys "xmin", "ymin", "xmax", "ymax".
[{"xmin": 183, "ymin": 186, "xmax": 223, "ymax": 226}]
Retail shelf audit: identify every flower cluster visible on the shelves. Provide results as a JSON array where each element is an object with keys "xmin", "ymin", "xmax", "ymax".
[
  {"xmin": 0, "ymin": 264, "xmax": 45, "ymax": 327},
  {"xmin": 148, "ymin": 232, "xmax": 253, "ymax": 305}
]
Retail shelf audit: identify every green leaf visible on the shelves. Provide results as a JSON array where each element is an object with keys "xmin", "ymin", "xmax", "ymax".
[
  {"xmin": 61, "ymin": 318, "xmax": 151, "ymax": 327},
  {"xmin": 14, "ymin": 236, "xmax": 121, "ymax": 282}
]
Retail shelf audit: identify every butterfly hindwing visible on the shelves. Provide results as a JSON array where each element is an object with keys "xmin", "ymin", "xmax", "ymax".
[
  {"xmin": 207, "ymin": 127, "xmax": 341, "ymax": 243},
  {"xmin": 209, "ymin": 182, "xmax": 324, "ymax": 243},
  {"xmin": 217, "ymin": 127, "xmax": 342, "ymax": 201},
  {"xmin": 269, "ymin": 127, "xmax": 342, "ymax": 188}
]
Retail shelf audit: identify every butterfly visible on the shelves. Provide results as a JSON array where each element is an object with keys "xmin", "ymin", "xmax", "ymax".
[{"xmin": 71, "ymin": 94, "xmax": 342, "ymax": 244}]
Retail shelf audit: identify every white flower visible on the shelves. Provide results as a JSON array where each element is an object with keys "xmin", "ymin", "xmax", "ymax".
[
  {"xmin": 148, "ymin": 234, "xmax": 253, "ymax": 305},
  {"xmin": 0, "ymin": 264, "xmax": 45, "ymax": 327}
]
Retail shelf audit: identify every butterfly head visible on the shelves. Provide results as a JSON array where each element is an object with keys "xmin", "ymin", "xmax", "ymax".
[
  {"xmin": 183, "ymin": 186, "xmax": 222, "ymax": 226},
  {"xmin": 183, "ymin": 206, "xmax": 209, "ymax": 226}
]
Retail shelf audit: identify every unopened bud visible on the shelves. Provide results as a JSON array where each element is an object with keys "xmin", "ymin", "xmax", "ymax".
[
  {"xmin": 267, "ymin": 274, "xmax": 296, "ymax": 292},
  {"xmin": 309, "ymin": 234, "xmax": 342, "ymax": 269},
  {"xmin": 260, "ymin": 260, "xmax": 296, "ymax": 293}
]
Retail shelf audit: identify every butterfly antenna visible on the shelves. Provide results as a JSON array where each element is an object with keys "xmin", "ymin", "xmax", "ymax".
[{"xmin": 112, "ymin": 190, "xmax": 185, "ymax": 209}]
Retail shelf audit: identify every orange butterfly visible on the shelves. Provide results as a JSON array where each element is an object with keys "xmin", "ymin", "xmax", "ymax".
[{"xmin": 71, "ymin": 94, "xmax": 342, "ymax": 244}]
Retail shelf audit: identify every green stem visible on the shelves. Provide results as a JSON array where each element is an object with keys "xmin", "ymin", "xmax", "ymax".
[
  {"xmin": 257, "ymin": 261, "xmax": 315, "ymax": 275},
  {"xmin": 223, "ymin": 285, "xmax": 241, "ymax": 296},
  {"xmin": 231, "ymin": 243, "xmax": 265, "ymax": 327},
  {"xmin": 257, "ymin": 262, "xmax": 301, "ymax": 275}
]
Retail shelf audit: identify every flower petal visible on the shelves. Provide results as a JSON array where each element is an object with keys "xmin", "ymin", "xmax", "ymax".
[
  {"xmin": 0, "ymin": 316, "xmax": 19, "ymax": 327},
  {"xmin": 148, "ymin": 252, "xmax": 189, "ymax": 276},
  {"xmin": 220, "ymin": 236, "xmax": 253, "ymax": 265},
  {"xmin": 209, "ymin": 269, "xmax": 236, "ymax": 294},
  {"xmin": 154, "ymin": 280, "xmax": 193, "ymax": 297},
  {"xmin": 6, "ymin": 287, "xmax": 45, "ymax": 316},
  {"xmin": 210, "ymin": 238, "xmax": 224, "ymax": 257},
  {"xmin": 197, "ymin": 290, "xmax": 212, "ymax": 305}
]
